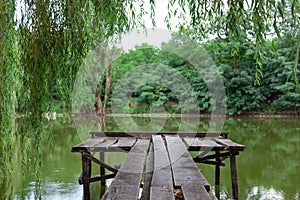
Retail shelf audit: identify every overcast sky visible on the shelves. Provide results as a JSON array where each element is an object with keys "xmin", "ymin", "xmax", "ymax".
[{"xmin": 118, "ymin": 0, "xmax": 190, "ymax": 51}]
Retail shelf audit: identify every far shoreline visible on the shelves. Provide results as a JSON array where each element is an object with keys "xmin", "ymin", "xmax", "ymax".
[
  {"xmin": 72, "ymin": 111, "xmax": 300, "ymax": 119},
  {"xmin": 14, "ymin": 111, "xmax": 299, "ymax": 119}
]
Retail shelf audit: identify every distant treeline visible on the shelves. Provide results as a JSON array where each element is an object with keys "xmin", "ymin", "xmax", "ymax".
[{"xmin": 73, "ymin": 32, "xmax": 299, "ymax": 115}]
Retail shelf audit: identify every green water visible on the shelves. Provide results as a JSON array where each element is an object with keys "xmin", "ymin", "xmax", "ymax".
[{"xmin": 0, "ymin": 117, "xmax": 299, "ymax": 200}]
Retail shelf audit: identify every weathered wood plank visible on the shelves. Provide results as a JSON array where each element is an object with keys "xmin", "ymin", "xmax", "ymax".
[
  {"xmin": 71, "ymin": 138, "xmax": 106, "ymax": 152},
  {"xmin": 141, "ymin": 144, "xmax": 154, "ymax": 200},
  {"xmin": 110, "ymin": 137, "xmax": 137, "ymax": 149},
  {"xmin": 166, "ymin": 135, "xmax": 217, "ymax": 200},
  {"xmin": 184, "ymin": 137, "xmax": 225, "ymax": 151},
  {"xmin": 166, "ymin": 135, "xmax": 211, "ymax": 188},
  {"xmin": 151, "ymin": 135, "xmax": 173, "ymax": 187},
  {"xmin": 213, "ymin": 138, "xmax": 245, "ymax": 150},
  {"xmin": 94, "ymin": 137, "xmax": 118, "ymax": 147},
  {"xmin": 101, "ymin": 185, "xmax": 140, "ymax": 199},
  {"xmin": 101, "ymin": 139, "xmax": 150, "ymax": 200},
  {"xmin": 150, "ymin": 186, "xmax": 175, "ymax": 200},
  {"xmin": 90, "ymin": 131, "xmax": 229, "ymax": 138},
  {"xmin": 150, "ymin": 135, "xmax": 174, "ymax": 199},
  {"xmin": 181, "ymin": 184, "xmax": 212, "ymax": 200},
  {"xmin": 91, "ymin": 137, "xmax": 118, "ymax": 151}
]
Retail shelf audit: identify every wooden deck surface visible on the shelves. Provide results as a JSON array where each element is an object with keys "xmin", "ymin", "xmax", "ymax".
[{"xmin": 71, "ymin": 132, "xmax": 245, "ymax": 200}]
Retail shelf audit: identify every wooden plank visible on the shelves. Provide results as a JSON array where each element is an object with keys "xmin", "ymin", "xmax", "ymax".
[
  {"xmin": 141, "ymin": 144, "xmax": 154, "ymax": 200},
  {"xmin": 181, "ymin": 184, "xmax": 211, "ymax": 200},
  {"xmin": 150, "ymin": 186, "xmax": 175, "ymax": 200},
  {"xmin": 213, "ymin": 138, "xmax": 245, "ymax": 150},
  {"xmin": 90, "ymin": 131, "xmax": 229, "ymax": 138},
  {"xmin": 150, "ymin": 135, "xmax": 174, "ymax": 200},
  {"xmin": 166, "ymin": 135, "xmax": 211, "ymax": 188},
  {"xmin": 110, "ymin": 137, "xmax": 137, "ymax": 149},
  {"xmin": 151, "ymin": 135, "xmax": 173, "ymax": 187},
  {"xmin": 91, "ymin": 131, "xmax": 154, "ymax": 138},
  {"xmin": 91, "ymin": 137, "xmax": 118, "ymax": 151},
  {"xmin": 71, "ymin": 138, "xmax": 106, "ymax": 152},
  {"xmin": 101, "ymin": 139, "xmax": 150, "ymax": 200},
  {"xmin": 166, "ymin": 135, "xmax": 217, "ymax": 200},
  {"xmin": 184, "ymin": 137, "xmax": 225, "ymax": 151},
  {"xmin": 101, "ymin": 185, "xmax": 140, "ymax": 199}
]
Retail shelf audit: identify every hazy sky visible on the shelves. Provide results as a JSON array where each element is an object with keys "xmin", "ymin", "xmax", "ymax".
[{"xmin": 118, "ymin": 0, "xmax": 190, "ymax": 51}]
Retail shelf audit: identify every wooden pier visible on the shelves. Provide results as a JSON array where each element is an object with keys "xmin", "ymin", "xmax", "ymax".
[{"xmin": 71, "ymin": 132, "xmax": 245, "ymax": 200}]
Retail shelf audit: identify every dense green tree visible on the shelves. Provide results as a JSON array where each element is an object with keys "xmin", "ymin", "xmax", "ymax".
[
  {"xmin": 204, "ymin": 33, "xmax": 299, "ymax": 114},
  {"xmin": 95, "ymin": 32, "xmax": 299, "ymax": 115},
  {"xmin": 264, "ymin": 33, "xmax": 300, "ymax": 111}
]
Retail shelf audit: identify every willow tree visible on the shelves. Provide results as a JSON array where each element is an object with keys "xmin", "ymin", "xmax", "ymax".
[
  {"xmin": 0, "ymin": 0, "xmax": 136, "ymax": 179},
  {"xmin": 0, "ymin": 0, "xmax": 299, "ymax": 133},
  {"xmin": 165, "ymin": 0, "xmax": 300, "ymax": 85},
  {"xmin": 0, "ymin": 0, "xmax": 19, "ymax": 176}
]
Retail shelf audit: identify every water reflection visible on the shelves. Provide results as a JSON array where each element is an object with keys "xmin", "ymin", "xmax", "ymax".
[
  {"xmin": 226, "ymin": 118, "xmax": 300, "ymax": 200},
  {"xmin": 0, "ymin": 116, "xmax": 299, "ymax": 199},
  {"xmin": 14, "ymin": 182, "xmax": 82, "ymax": 200},
  {"xmin": 0, "ymin": 118, "xmax": 82, "ymax": 200},
  {"xmin": 246, "ymin": 186, "xmax": 285, "ymax": 200}
]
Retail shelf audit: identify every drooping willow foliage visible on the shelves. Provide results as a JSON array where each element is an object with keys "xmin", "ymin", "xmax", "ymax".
[
  {"xmin": 0, "ymin": 0, "xmax": 141, "ymax": 179},
  {"xmin": 0, "ymin": 0, "xmax": 299, "ymax": 135},
  {"xmin": 166, "ymin": 0, "xmax": 300, "ymax": 84},
  {"xmin": 0, "ymin": 0, "xmax": 18, "ymax": 175},
  {"xmin": 17, "ymin": 0, "xmax": 137, "ymax": 127}
]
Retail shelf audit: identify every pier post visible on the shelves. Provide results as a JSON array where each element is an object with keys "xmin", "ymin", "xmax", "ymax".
[
  {"xmin": 215, "ymin": 150, "xmax": 221, "ymax": 199},
  {"xmin": 230, "ymin": 151, "xmax": 239, "ymax": 200},
  {"xmin": 100, "ymin": 152, "xmax": 106, "ymax": 186},
  {"xmin": 82, "ymin": 152, "xmax": 91, "ymax": 200}
]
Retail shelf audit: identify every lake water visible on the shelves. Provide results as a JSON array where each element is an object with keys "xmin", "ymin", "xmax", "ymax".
[{"xmin": 0, "ymin": 116, "xmax": 299, "ymax": 200}]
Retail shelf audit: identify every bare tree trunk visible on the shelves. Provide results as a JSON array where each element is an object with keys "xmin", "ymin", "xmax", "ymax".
[
  {"xmin": 95, "ymin": 95, "xmax": 103, "ymax": 114},
  {"xmin": 96, "ymin": 116, "xmax": 107, "ymax": 131},
  {"xmin": 102, "ymin": 48, "xmax": 114, "ymax": 114},
  {"xmin": 95, "ymin": 84, "xmax": 103, "ymax": 115},
  {"xmin": 94, "ymin": 46, "xmax": 115, "ymax": 115}
]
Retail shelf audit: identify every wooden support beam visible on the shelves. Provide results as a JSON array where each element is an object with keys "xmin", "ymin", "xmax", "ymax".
[
  {"xmin": 100, "ymin": 152, "xmax": 106, "ymax": 186},
  {"xmin": 230, "ymin": 151, "xmax": 239, "ymax": 200},
  {"xmin": 215, "ymin": 150, "xmax": 221, "ymax": 199},
  {"xmin": 83, "ymin": 152, "xmax": 118, "ymax": 173},
  {"xmin": 89, "ymin": 174, "xmax": 115, "ymax": 183},
  {"xmin": 196, "ymin": 160, "xmax": 225, "ymax": 166},
  {"xmin": 194, "ymin": 151, "xmax": 231, "ymax": 161},
  {"xmin": 82, "ymin": 152, "xmax": 91, "ymax": 200}
]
